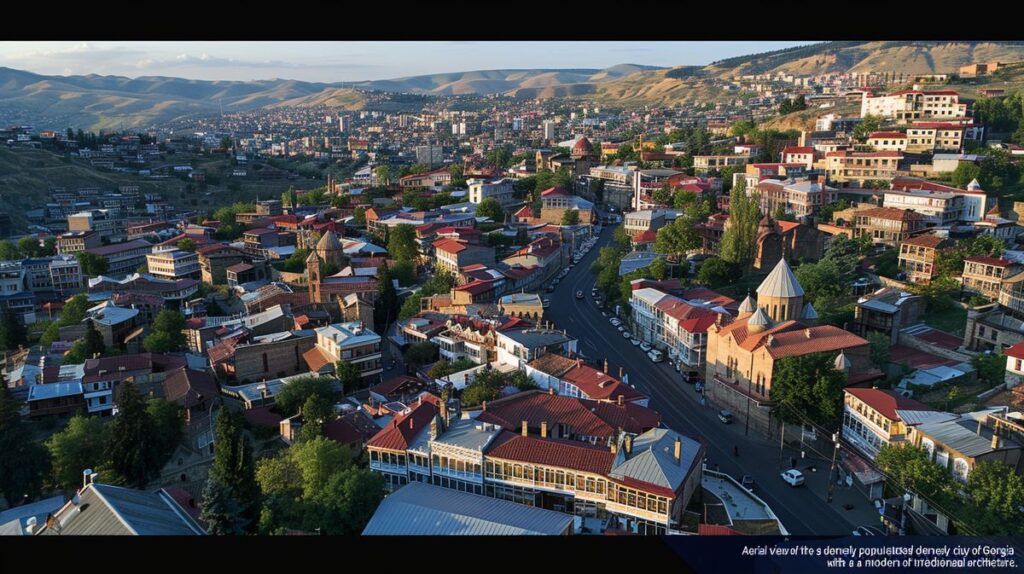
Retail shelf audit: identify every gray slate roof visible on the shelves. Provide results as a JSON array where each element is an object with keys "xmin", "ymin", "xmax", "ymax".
[
  {"xmin": 756, "ymin": 259, "xmax": 804, "ymax": 298},
  {"xmin": 362, "ymin": 482, "xmax": 572, "ymax": 535}
]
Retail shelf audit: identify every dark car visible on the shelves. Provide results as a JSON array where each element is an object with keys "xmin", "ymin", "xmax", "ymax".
[
  {"xmin": 718, "ymin": 410, "xmax": 733, "ymax": 424},
  {"xmin": 576, "ymin": 290, "xmax": 584, "ymax": 299}
]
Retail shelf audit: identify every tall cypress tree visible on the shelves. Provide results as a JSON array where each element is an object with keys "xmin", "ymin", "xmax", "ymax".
[
  {"xmin": 0, "ymin": 379, "xmax": 50, "ymax": 505},
  {"xmin": 199, "ymin": 475, "xmax": 245, "ymax": 535},
  {"xmin": 209, "ymin": 410, "xmax": 259, "ymax": 533},
  {"xmin": 105, "ymin": 381, "xmax": 160, "ymax": 487}
]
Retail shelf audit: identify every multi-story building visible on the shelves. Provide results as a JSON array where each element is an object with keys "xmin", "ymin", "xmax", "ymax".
[
  {"xmin": 495, "ymin": 327, "xmax": 577, "ymax": 370},
  {"xmin": 0, "ymin": 262, "xmax": 35, "ymax": 324},
  {"xmin": 49, "ymin": 255, "xmax": 83, "ymax": 297},
  {"xmin": 824, "ymin": 150, "xmax": 903, "ymax": 184},
  {"xmin": 865, "ymin": 132, "xmax": 908, "ymax": 152},
  {"xmin": 889, "ymin": 176, "xmax": 987, "ymax": 223},
  {"xmin": 906, "ymin": 122, "xmax": 965, "ymax": 153},
  {"xmin": 780, "ymin": 146, "xmax": 816, "ymax": 169},
  {"xmin": 366, "ymin": 391, "xmax": 704, "ymax": 535},
  {"xmin": 87, "ymin": 301, "xmax": 140, "ymax": 348},
  {"xmin": 693, "ymin": 154, "xmax": 749, "ymax": 173},
  {"xmin": 146, "ymin": 246, "xmax": 200, "ymax": 280},
  {"xmin": 852, "ymin": 288, "xmax": 925, "ymax": 345},
  {"xmin": 882, "ymin": 189, "xmax": 964, "ymax": 226},
  {"xmin": 842, "ymin": 388, "xmax": 949, "ymax": 461},
  {"xmin": 705, "ymin": 260, "xmax": 874, "ymax": 434},
  {"xmin": 898, "ymin": 232, "xmax": 948, "ymax": 284},
  {"xmin": 467, "ymin": 178, "xmax": 515, "ymax": 207},
  {"xmin": 539, "ymin": 188, "xmax": 594, "ymax": 225},
  {"xmin": 68, "ymin": 209, "xmax": 120, "ymax": 241},
  {"xmin": 502, "ymin": 237, "xmax": 563, "ymax": 281},
  {"xmin": 215, "ymin": 331, "xmax": 316, "ymax": 383},
  {"xmin": 525, "ymin": 354, "xmax": 647, "ymax": 406},
  {"xmin": 303, "ymin": 321, "xmax": 383, "ymax": 380},
  {"xmin": 196, "ymin": 243, "xmax": 248, "ymax": 285},
  {"xmin": 860, "ymin": 89, "xmax": 967, "ymax": 123},
  {"xmin": 400, "ymin": 168, "xmax": 453, "ymax": 189},
  {"xmin": 756, "ymin": 178, "xmax": 837, "ymax": 218},
  {"xmin": 84, "ymin": 239, "xmax": 153, "ymax": 277},
  {"xmin": 852, "ymin": 207, "xmax": 926, "ymax": 246},
  {"xmin": 56, "ymin": 230, "xmax": 101, "ymax": 254},
  {"xmin": 433, "ymin": 238, "xmax": 495, "ymax": 276},
  {"xmin": 962, "ymin": 256, "xmax": 1021, "ymax": 301},
  {"xmin": 629, "ymin": 287, "xmax": 728, "ymax": 375},
  {"xmin": 623, "ymin": 210, "xmax": 666, "ymax": 236}
]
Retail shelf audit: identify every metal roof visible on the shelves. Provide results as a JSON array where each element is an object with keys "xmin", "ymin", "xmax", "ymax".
[
  {"xmin": 915, "ymin": 417, "xmax": 1020, "ymax": 458},
  {"xmin": 362, "ymin": 482, "xmax": 572, "ymax": 535},
  {"xmin": 610, "ymin": 428, "xmax": 701, "ymax": 491},
  {"xmin": 433, "ymin": 417, "xmax": 502, "ymax": 451},
  {"xmin": 41, "ymin": 484, "xmax": 204, "ymax": 535},
  {"xmin": 27, "ymin": 381, "xmax": 83, "ymax": 401},
  {"xmin": 756, "ymin": 259, "xmax": 804, "ymax": 298}
]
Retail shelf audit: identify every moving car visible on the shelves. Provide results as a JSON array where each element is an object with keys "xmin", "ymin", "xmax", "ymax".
[
  {"xmin": 576, "ymin": 290, "xmax": 584, "ymax": 299},
  {"xmin": 647, "ymin": 349, "xmax": 664, "ymax": 363},
  {"xmin": 741, "ymin": 475, "xmax": 755, "ymax": 492},
  {"xmin": 718, "ymin": 410, "xmax": 733, "ymax": 424},
  {"xmin": 780, "ymin": 469, "xmax": 805, "ymax": 487},
  {"xmin": 542, "ymin": 298, "xmax": 551, "ymax": 308}
]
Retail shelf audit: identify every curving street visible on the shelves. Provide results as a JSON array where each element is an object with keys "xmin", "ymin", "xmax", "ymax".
[{"xmin": 542, "ymin": 221, "xmax": 877, "ymax": 535}]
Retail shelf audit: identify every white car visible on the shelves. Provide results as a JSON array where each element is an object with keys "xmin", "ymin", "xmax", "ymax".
[
  {"xmin": 542, "ymin": 298, "xmax": 551, "ymax": 308},
  {"xmin": 622, "ymin": 331, "xmax": 631, "ymax": 338},
  {"xmin": 610, "ymin": 318, "xmax": 621, "ymax": 325},
  {"xmin": 647, "ymin": 349, "xmax": 664, "ymax": 363},
  {"xmin": 781, "ymin": 469, "xmax": 805, "ymax": 487},
  {"xmin": 630, "ymin": 338, "xmax": 641, "ymax": 346},
  {"xmin": 640, "ymin": 342, "xmax": 653, "ymax": 352},
  {"xmin": 616, "ymin": 325, "xmax": 625, "ymax": 332}
]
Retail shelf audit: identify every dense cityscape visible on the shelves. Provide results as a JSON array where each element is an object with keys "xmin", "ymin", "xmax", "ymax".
[{"xmin": 1, "ymin": 41, "xmax": 1024, "ymax": 549}]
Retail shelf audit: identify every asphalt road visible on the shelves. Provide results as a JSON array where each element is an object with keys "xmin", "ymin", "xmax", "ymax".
[{"xmin": 543, "ymin": 223, "xmax": 865, "ymax": 535}]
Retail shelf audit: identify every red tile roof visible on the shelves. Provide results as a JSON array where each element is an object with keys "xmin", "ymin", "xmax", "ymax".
[
  {"xmin": 858, "ymin": 207, "xmax": 925, "ymax": 222},
  {"xmin": 162, "ymin": 367, "xmax": 218, "ymax": 410},
  {"xmin": 867, "ymin": 132, "xmax": 907, "ymax": 139},
  {"xmin": 433, "ymin": 238, "xmax": 468, "ymax": 254},
  {"xmin": 486, "ymin": 431, "xmax": 615, "ymax": 476},
  {"xmin": 365, "ymin": 397, "xmax": 441, "ymax": 451},
  {"xmin": 1006, "ymin": 340, "xmax": 1024, "ymax": 360},
  {"xmin": 845, "ymin": 388, "xmax": 933, "ymax": 421},
  {"xmin": 303, "ymin": 346, "xmax": 334, "ymax": 373},
  {"xmin": 782, "ymin": 146, "xmax": 815, "ymax": 155},
  {"xmin": 540, "ymin": 187, "xmax": 567, "ymax": 197},
  {"xmin": 965, "ymin": 255, "xmax": 1013, "ymax": 267},
  {"xmin": 476, "ymin": 390, "xmax": 660, "ymax": 439},
  {"xmin": 900, "ymin": 234, "xmax": 946, "ymax": 248},
  {"xmin": 633, "ymin": 230, "xmax": 657, "ymax": 243},
  {"xmin": 371, "ymin": 376, "xmax": 428, "ymax": 398},
  {"xmin": 656, "ymin": 298, "xmax": 719, "ymax": 333},
  {"xmin": 910, "ymin": 122, "xmax": 965, "ymax": 130}
]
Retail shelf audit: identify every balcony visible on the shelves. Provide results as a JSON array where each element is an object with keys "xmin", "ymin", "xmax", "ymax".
[
  {"xmin": 434, "ymin": 467, "xmax": 483, "ymax": 483},
  {"xmin": 369, "ymin": 461, "xmax": 408, "ymax": 475}
]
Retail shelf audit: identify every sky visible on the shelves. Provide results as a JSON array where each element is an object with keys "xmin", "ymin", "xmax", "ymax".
[{"xmin": 0, "ymin": 41, "xmax": 811, "ymax": 83}]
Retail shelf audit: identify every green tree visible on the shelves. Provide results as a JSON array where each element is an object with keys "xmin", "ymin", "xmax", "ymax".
[
  {"xmin": 352, "ymin": 207, "xmax": 367, "ymax": 226},
  {"xmin": 142, "ymin": 310, "xmax": 187, "ymax": 353},
  {"xmin": 220, "ymin": 136, "xmax": 233, "ymax": 150},
  {"xmin": 966, "ymin": 461, "xmax": 1024, "ymax": 535},
  {"xmin": 201, "ymin": 475, "xmax": 246, "ymax": 535},
  {"xmin": 46, "ymin": 414, "xmax": 111, "ymax": 490},
  {"xmin": 374, "ymin": 165, "xmax": 390, "ymax": 186},
  {"xmin": 476, "ymin": 198, "xmax": 504, "ymax": 222},
  {"xmin": 209, "ymin": 409, "xmax": 259, "ymax": 532},
  {"xmin": 299, "ymin": 393, "xmax": 336, "ymax": 442},
  {"xmin": 390, "ymin": 260, "xmax": 415, "ymax": 287},
  {"xmin": 404, "ymin": 341, "xmax": 438, "ymax": 368},
  {"xmin": 719, "ymin": 180, "xmax": 761, "ymax": 270},
  {"xmin": 176, "ymin": 238, "xmax": 197, "ymax": 252},
  {"xmin": 76, "ymin": 251, "xmax": 108, "ymax": 276},
  {"xmin": 0, "ymin": 309, "xmax": 27, "ymax": 351},
  {"xmin": 275, "ymin": 376, "xmax": 337, "ymax": 418},
  {"xmin": 335, "ymin": 361, "xmax": 362, "ymax": 394},
  {"xmin": 795, "ymin": 259, "xmax": 845, "ymax": 306},
  {"xmin": 106, "ymin": 381, "xmax": 161, "ymax": 487},
  {"xmin": 0, "ymin": 240, "xmax": 18, "ymax": 261},
  {"xmin": 560, "ymin": 210, "xmax": 580, "ymax": 225},
  {"xmin": 875, "ymin": 444, "xmax": 958, "ymax": 507},
  {"xmin": 83, "ymin": 320, "xmax": 105, "ymax": 357},
  {"xmin": 147, "ymin": 399, "xmax": 183, "ymax": 461},
  {"xmin": 655, "ymin": 215, "xmax": 700, "ymax": 263},
  {"xmin": 852, "ymin": 114, "xmax": 881, "ymax": 142},
  {"xmin": 374, "ymin": 264, "xmax": 399, "ymax": 328},
  {"xmin": 973, "ymin": 352, "xmax": 1007, "ymax": 388},
  {"xmin": 41, "ymin": 237, "xmax": 56, "ymax": 257},
  {"xmin": 17, "ymin": 237, "xmax": 40, "ymax": 258},
  {"xmin": 867, "ymin": 331, "xmax": 891, "ymax": 368},
  {"xmin": 695, "ymin": 257, "xmax": 739, "ymax": 287},
  {"xmin": 772, "ymin": 353, "xmax": 847, "ymax": 427},
  {"xmin": 386, "ymin": 224, "xmax": 418, "ymax": 262},
  {"xmin": 0, "ymin": 382, "xmax": 49, "ymax": 505}
]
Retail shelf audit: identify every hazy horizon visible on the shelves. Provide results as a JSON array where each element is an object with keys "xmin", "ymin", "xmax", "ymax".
[{"xmin": 0, "ymin": 41, "xmax": 811, "ymax": 83}]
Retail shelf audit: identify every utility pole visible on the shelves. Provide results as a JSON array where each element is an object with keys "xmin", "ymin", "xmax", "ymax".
[
  {"xmin": 779, "ymin": 420, "xmax": 786, "ymax": 467},
  {"xmin": 826, "ymin": 432, "xmax": 840, "ymax": 504},
  {"xmin": 745, "ymin": 380, "xmax": 752, "ymax": 437}
]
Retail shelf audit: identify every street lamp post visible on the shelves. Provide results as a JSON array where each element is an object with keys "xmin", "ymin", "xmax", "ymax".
[
  {"xmin": 745, "ymin": 380, "xmax": 751, "ymax": 437},
  {"xmin": 826, "ymin": 433, "xmax": 840, "ymax": 504}
]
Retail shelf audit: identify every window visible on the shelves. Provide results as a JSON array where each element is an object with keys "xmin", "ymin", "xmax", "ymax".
[{"xmin": 952, "ymin": 458, "xmax": 970, "ymax": 483}]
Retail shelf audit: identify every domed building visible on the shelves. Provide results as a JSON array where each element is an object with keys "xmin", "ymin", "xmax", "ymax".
[{"xmin": 703, "ymin": 259, "xmax": 880, "ymax": 435}]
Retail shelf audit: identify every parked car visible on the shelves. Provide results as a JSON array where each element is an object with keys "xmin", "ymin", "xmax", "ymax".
[
  {"xmin": 647, "ymin": 349, "xmax": 664, "ymax": 363},
  {"xmin": 542, "ymin": 298, "xmax": 551, "ymax": 308},
  {"xmin": 616, "ymin": 325, "xmax": 626, "ymax": 332},
  {"xmin": 631, "ymin": 338, "xmax": 641, "ymax": 346},
  {"xmin": 622, "ymin": 331, "xmax": 632, "ymax": 338},
  {"xmin": 852, "ymin": 526, "xmax": 886, "ymax": 536},
  {"xmin": 718, "ymin": 410, "xmax": 733, "ymax": 424},
  {"xmin": 780, "ymin": 469, "xmax": 805, "ymax": 487},
  {"xmin": 640, "ymin": 342, "xmax": 653, "ymax": 352},
  {"xmin": 601, "ymin": 311, "xmax": 610, "ymax": 317},
  {"xmin": 741, "ymin": 475, "xmax": 755, "ymax": 492}
]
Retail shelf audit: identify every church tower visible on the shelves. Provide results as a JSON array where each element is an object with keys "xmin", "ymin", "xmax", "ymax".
[
  {"xmin": 315, "ymin": 229, "xmax": 348, "ymax": 268},
  {"xmin": 755, "ymin": 259, "xmax": 804, "ymax": 322}
]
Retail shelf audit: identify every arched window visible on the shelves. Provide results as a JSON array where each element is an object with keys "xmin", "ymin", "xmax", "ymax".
[
  {"xmin": 921, "ymin": 439, "xmax": 935, "ymax": 460},
  {"xmin": 952, "ymin": 458, "xmax": 970, "ymax": 483}
]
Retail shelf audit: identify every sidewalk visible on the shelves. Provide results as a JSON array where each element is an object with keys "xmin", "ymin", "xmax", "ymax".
[{"xmin": 778, "ymin": 446, "xmax": 881, "ymax": 531}]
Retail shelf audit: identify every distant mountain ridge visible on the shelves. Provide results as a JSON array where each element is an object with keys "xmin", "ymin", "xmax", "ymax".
[{"xmin": 4, "ymin": 41, "xmax": 1024, "ymax": 129}]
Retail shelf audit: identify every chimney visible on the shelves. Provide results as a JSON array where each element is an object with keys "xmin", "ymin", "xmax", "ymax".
[
  {"xmin": 617, "ymin": 394, "xmax": 624, "ymax": 406},
  {"xmin": 522, "ymin": 420, "xmax": 528, "ymax": 437},
  {"xmin": 576, "ymin": 358, "xmax": 581, "ymax": 368},
  {"xmin": 604, "ymin": 358, "xmax": 609, "ymax": 373},
  {"xmin": 82, "ymin": 469, "xmax": 93, "ymax": 490},
  {"xmin": 992, "ymin": 432, "xmax": 1001, "ymax": 450},
  {"xmin": 674, "ymin": 437, "xmax": 682, "ymax": 465},
  {"xmin": 619, "ymin": 366, "xmax": 624, "ymax": 379},
  {"xmin": 25, "ymin": 517, "xmax": 37, "ymax": 535},
  {"xmin": 482, "ymin": 400, "xmax": 487, "ymax": 411},
  {"xmin": 804, "ymin": 328, "xmax": 812, "ymax": 339},
  {"xmin": 541, "ymin": 421, "xmax": 548, "ymax": 438},
  {"xmin": 610, "ymin": 440, "xmax": 617, "ymax": 455},
  {"xmin": 977, "ymin": 420, "xmax": 983, "ymax": 436},
  {"xmin": 548, "ymin": 386, "xmax": 554, "ymax": 395},
  {"xmin": 624, "ymin": 435, "xmax": 633, "ymax": 455},
  {"xmin": 409, "ymin": 418, "xmax": 414, "ymax": 430}
]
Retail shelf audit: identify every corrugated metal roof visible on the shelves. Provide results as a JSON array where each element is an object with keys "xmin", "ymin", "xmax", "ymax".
[
  {"xmin": 362, "ymin": 482, "xmax": 572, "ymax": 535},
  {"xmin": 756, "ymin": 259, "xmax": 804, "ymax": 298},
  {"xmin": 915, "ymin": 418, "xmax": 1020, "ymax": 458},
  {"xmin": 41, "ymin": 484, "xmax": 203, "ymax": 535},
  {"xmin": 610, "ymin": 428, "xmax": 700, "ymax": 491}
]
